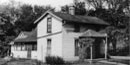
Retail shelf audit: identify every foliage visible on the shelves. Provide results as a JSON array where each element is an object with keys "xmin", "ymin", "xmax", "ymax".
[
  {"xmin": 85, "ymin": 0, "xmax": 130, "ymax": 10},
  {"xmin": 84, "ymin": 0, "xmax": 130, "ymax": 55},
  {"xmin": 0, "ymin": 1, "xmax": 55, "ymax": 57},
  {"xmin": 88, "ymin": 8, "xmax": 129, "ymax": 27},
  {"xmin": 15, "ymin": 4, "xmax": 44, "ymax": 31},
  {"xmin": 15, "ymin": 4, "xmax": 55, "ymax": 31},
  {"xmin": 78, "ymin": 37, "xmax": 95, "ymax": 61},
  {"xmin": 108, "ymin": 45, "xmax": 129, "ymax": 56},
  {"xmin": 45, "ymin": 56, "xmax": 65, "ymax": 65}
]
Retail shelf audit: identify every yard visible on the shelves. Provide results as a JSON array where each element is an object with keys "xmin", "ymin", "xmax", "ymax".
[{"xmin": 0, "ymin": 58, "xmax": 128, "ymax": 65}]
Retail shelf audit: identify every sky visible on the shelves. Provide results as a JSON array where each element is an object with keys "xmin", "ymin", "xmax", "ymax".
[{"xmin": 0, "ymin": 0, "xmax": 75, "ymax": 10}]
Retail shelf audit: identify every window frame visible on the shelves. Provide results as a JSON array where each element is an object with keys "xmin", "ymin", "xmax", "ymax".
[
  {"xmin": 47, "ymin": 38, "xmax": 52, "ymax": 56},
  {"xmin": 32, "ymin": 44, "xmax": 37, "ymax": 51},
  {"xmin": 47, "ymin": 17, "xmax": 52, "ymax": 33},
  {"xmin": 74, "ymin": 38, "xmax": 79, "ymax": 56}
]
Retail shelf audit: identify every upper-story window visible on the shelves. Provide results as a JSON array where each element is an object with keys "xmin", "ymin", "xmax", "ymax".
[{"xmin": 47, "ymin": 17, "xmax": 52, "ymax": 33}]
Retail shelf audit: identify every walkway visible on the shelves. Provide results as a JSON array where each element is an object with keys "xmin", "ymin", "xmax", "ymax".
[
  {"xmin": 99, "ymin": 60, "xmax": 127, "ymax": 65},
  {"xmin": 0, "ymin": 58, "xmax": 8, "ymax": 65}
]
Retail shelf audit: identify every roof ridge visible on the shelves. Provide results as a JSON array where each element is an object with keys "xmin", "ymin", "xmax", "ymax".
[{"xmin": 34, "ymin": 10, "xmax": 109, "ymax": 25}]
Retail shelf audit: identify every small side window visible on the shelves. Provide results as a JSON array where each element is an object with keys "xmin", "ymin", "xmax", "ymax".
[{"xmin": 75, "ymin": 38, "xmax": 79, "ymax": 56}]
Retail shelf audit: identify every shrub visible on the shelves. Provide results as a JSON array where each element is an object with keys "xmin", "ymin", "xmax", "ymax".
[
  {"xmin": 108, "ymin": 45, "xmax": 129, "ymax": 56},
  {"xmin": 45, "ymin": 56, "xmax": 65, "ymax": 65}
]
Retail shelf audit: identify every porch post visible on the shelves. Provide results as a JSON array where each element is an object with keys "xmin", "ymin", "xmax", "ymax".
[
  {"xmin": 105, "ymin": 36, "xmax": 108, "ymax": 59},
  {"xmin": 41, "ymin": 45, "xmax": 43, "ymax": 61},
  {"xmin": 90, "ymin": 44, "xmax": 93, "ymax": 63}
]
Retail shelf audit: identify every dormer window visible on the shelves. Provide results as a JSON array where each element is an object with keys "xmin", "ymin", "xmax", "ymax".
[{"xmin": 47, "ymin": 17, "xmax": 52, "ymax": 33}]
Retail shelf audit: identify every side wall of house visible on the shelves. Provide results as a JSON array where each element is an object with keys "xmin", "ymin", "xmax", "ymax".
[
  {"xmin": 62, "ymin": 23, "xmax": 83, "ymax": 61},
  {"xmin": 37, "ymin": 14, "xmax": 63, "ymax": 62}
]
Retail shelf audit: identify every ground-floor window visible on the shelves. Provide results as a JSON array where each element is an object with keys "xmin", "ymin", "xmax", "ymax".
[
  {"xmin": 47, "ymin": 39, "xmax": 51, "ymax": 56},
  {"xmin": 13, "ymin": 42, "xmax": 37, "ymax": 51},
  {"xmin": 75, "ymin": 38, "xmax": 79, "ymax": 56}
]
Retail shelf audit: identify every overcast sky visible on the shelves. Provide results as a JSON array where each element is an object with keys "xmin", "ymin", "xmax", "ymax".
[{"xmin": 0, "ymin": 0, "xmax": 75, "ymax": 10}]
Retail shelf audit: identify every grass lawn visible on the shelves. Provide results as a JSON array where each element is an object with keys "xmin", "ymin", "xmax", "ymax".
[
  {"xmin": 1, "ymin": 58, "xmax": 125, "ymax": 65},
  {"xmin": 7, "ymin": 62, "xmax": 116, "ymax": 65},
  {"xmin": 70, "ymin": 61, "xmax": 116, "ymax": 65},
  {"xmin": 6, "ymin": 60, "xmax": 116, "ymax": 65},
  {"xmin": 108, "ymin": 59, "xmax": 130, "ymax": 65},
  {"xmin": 3, "ymin": 58, "xmax": 38, "ymax": 65}
]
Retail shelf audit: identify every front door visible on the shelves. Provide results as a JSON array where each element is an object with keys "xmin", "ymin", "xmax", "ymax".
[
  {"xmin": 93, "ymin": 38, "xmax": 105, "ymax": 58},
  {"xmin": 27, "ymin": 45, "xmax": 32, "ymax": 59}
]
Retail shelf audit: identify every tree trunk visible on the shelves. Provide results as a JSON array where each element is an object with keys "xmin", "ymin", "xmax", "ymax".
[{"xmin": 112, "ymin": 39, "xmax": 117, "ymax": 55}]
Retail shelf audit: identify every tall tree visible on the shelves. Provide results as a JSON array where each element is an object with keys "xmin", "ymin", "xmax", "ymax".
[
  {"xmin": 0, "ymin": 1, "xmax": 55, "ymax": 57},
  {"xmin": 15, "ymin": 4, "xmax": 55, "ymax": 31},
  {"xmin": 85, "ymin": 0, "xmax": 130, "ymax": 55}
]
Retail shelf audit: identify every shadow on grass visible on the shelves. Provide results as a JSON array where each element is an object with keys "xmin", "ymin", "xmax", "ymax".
[{"xmin": 108, "ymin": 59, "xmax": 130, "ymax": 65}]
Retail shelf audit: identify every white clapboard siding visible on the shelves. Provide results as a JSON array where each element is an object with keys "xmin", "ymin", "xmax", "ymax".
[{"xmin": 37, "ymin": 14, "xmax": 63, "ymax": 62}]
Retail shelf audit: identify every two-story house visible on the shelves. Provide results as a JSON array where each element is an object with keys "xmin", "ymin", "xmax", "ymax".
[{"xmin": 11, "ymin": 7, "xmax": 109, "ymax": 62}]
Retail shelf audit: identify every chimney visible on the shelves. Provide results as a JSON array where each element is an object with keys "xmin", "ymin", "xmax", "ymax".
[
  {"xmin": 68, "ymin": 0, "xmax": 77, "ymax": 15},
  {"xmin": 74, "ymin": 0, "xmax": 78, "ymax": 4},
  {"xmin": 69, "ymin": 6, "xmax": 75, "ymax": 15}
]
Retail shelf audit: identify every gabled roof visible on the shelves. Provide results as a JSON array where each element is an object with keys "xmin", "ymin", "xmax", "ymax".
[
  {"xmin": 34, "ymin": 11, "xmax": 109, "ymax": 25},
  {"xmin": 14, "ymin": 28, "xmax": 37, "ymax": 42},
  {"xmin": 80, "ymin": 29, "xmax": 107, "ymax": 37}
]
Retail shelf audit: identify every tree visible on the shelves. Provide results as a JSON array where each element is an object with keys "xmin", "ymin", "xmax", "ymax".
[
  {"xmin": 15, "ymin": 4, "xmax": 55, "ymax": 31},
  {"xmin": 85, "ymin": 0, "xmax": 130, "ymax": 26},
  {"xmin": 0, "ymin": 1, "xmax": 55, "ymax": 57},
  {"xmin": 85, "ymin": 0, "xmax": 130, "ymax": 55},
  {"xmin": 0, "ymin": 1, "xmax": 22, "ymax": 57}
]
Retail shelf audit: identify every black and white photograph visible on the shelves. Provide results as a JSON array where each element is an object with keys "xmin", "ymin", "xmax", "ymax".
[{"xmin": 0, "ymin": 0, "xmax": 129, "ymax": 65}]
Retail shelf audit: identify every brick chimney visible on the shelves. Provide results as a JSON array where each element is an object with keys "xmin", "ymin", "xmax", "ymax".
[
  {"xmin": 68, "ymin": 0, "xmax": 78, "ymax": 15},
  {"xmin": 69, "ymin": 6, "xmax": 75, "ymax": 15}
]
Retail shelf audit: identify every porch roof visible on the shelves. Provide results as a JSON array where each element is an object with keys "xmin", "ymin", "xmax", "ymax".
[
  {"xmin": 80, "ymin": 29, "xmax": 107, "ymax": 37},
  {"xmin": 14, "ymin": 28, "xmax": 37, "ymax": 42}
]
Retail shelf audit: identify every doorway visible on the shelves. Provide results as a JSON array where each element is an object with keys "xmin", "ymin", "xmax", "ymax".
[{"xmin": 27, "ymin": 45, "xmax": 32, "ymax": 59}]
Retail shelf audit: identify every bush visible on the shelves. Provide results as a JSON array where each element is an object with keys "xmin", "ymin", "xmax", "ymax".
[
  {"xmin": 45, "ymin": 56, "xmax": 65, "ymax": 65},
  {"xmin": 108, "ymin": 45, "xmax": 129, "ymax": 56}
]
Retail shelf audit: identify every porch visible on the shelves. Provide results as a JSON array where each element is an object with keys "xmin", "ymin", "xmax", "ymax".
[
  {"xmin": 11, "ymin": 29, "xmax": 37, "ymax": 59},
  {"xmin": 11, "ymin": 42, "xmax": 37, "ymax": 59},
  {"xmin": 78, "ymin": 29, "xmax": 108, "ymax": 62}
]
